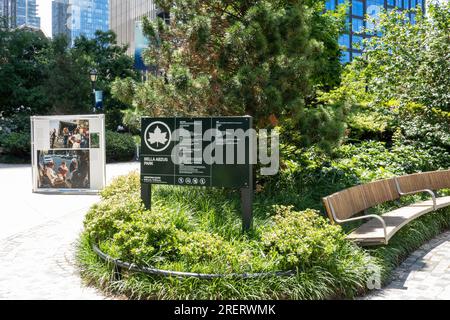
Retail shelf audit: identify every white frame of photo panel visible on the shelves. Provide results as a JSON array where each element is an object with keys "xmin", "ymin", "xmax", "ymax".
[{"xmin": 31, "ymin": 114, "xmax": 106, "ymax": 194}]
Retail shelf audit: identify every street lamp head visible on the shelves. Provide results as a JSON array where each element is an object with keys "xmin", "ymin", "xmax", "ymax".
[{"xmin": 90, "ymin": 69, "xmax": 98, "ymax": 83}]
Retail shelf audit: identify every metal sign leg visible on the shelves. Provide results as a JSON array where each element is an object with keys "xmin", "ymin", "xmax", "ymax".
[
  {"xmin": 241, "ymin": 186, "xmax": 253, "ymax": 232},
  {"xmin": 141, "ymin": 183, "xmax": 151, "ymax": 210}
]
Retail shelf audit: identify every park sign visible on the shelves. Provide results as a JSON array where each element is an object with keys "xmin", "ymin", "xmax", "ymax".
[{"xmin": 140, "ymin": 116, "xmax": 254, "ymax": 230}]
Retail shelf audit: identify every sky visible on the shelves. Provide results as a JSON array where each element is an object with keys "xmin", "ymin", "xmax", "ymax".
[{"xmin": 37, "ymin": 0, "xmax": 52, "ymax": 37}]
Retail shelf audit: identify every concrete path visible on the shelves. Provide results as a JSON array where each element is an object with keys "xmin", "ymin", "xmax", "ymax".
[
  {"xmin": 0, "ymin": 162, "xmax": 139, "ymax": 300},
  {"xmin": 366, "ymin": 230, "xmax": 450, "ymax": 300}
]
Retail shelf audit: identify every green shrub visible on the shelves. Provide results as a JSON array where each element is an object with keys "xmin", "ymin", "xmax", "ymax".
[
  {"xmin": 78, "ymin": 172, "xmax": 376, "ymax": 299},
  {"xmin": 262, "ymin": 138, "xmax": 447, "ymax": 213},
  {"xmin": 346, "ymin": 110, "xmax": 393, "ymax": 142},
  {"xmin": 105, "ymin": 130, "xmax": 136, "ymax": 162},
  {"xmin": 261, "ymin": 206, "xmax": 347, "ymax": 270},
  {"xmin": 393, "ymin": 107, "xmax": 450, "ymax": 169},
  {"xmin": 0, "ymin": 132, "xmax": 31, "ymax": 158},
  {"xmin": 178, "ymin": 231, "xmax": 231, "ymax": 263}
]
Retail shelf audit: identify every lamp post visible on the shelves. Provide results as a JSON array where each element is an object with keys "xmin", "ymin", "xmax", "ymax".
[{"xmin": 90, "ymin": 69, "xmax": 98, "ymax": 113}]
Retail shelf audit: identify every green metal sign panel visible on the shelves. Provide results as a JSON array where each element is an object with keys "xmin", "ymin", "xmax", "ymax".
[{"xmin": 140, "ymin": 116, "xmax": 252, "ymax": 189}]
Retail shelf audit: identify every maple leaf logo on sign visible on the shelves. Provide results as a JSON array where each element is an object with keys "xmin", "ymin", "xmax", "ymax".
[
  {"xmin": 144, "ymin": 121, "xmax": 171, "ymax": 152},
  {"xmin": 148, "ymin": 126, "xmax": 168, "ymax": 147}
]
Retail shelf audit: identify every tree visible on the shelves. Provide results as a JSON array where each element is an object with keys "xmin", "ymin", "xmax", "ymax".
[
  {"xmin": 0, "ymin": 25, "xmax": 136, "ymax": 133},
  {"xmin": 40, "ymin": 35, "xmax": 92, "ymax": 114},
  {"xmin": 356, "ymin": 3, "xmax": 450, "ymax": 112},
  {"xmin": 321, "ymin": 3, "xmax": 450, "ymax": 160},
  {"xmin": 112, "ymin": 0, "xmax": 346, "ymax": 148},
  {"xmin": 0, "ymin": 24, "xmax": 50, "ymax": 117},
  {"xmin": 72, "ymin": 31, "xmax": 138, "ymax": 130}
]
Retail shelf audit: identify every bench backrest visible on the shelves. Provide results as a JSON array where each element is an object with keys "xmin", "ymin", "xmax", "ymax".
[
  {"xmin": 323, "ymin": 169, "xmax": 450, "ymax": 223},
  {"xmin": 428, "ymin": 170, "xmax": 450, "ymax": 190},
  {"xmin": 396, "ymin": 170, "xmax": 450, "ymax": 193},
  {"xmin": 323, "ymin": 178, "xmax": 400, "ymax": 222}
]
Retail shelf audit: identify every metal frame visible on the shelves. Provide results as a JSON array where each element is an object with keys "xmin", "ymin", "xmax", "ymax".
[
  {"xmin": 31, "ymin": 114, "xmax": 106, "ymax": 195},
  {"xmin": 325, "ymin": 175, "xmax": 440, "ymax": 245},
  {"xmin": 92, "ymin": 242, "xmax": 296, "ymax": 280},
  {"xmin": 394, "ymin": 178, "xmax": 437, "ymax": 210},
  {"xmin": 326, "ymin": 196, "xmax": 388, "ymax": 244}
]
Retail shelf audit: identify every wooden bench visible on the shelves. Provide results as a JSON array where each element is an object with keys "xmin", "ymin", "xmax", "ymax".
[{"xmin": 323, "ymin": 170, "xmax": 450, "ymax": 246}]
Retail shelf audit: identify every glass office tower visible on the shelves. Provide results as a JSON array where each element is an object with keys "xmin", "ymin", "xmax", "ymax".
[
  {"xmin": 325, "ymin": 0, "xmax": 426, "ymax": 62},
  {"xmin": 16, "ymin": 0, "xmax": 40, "ymax": 28},
  {"xmin": 52, "ymin": 0, "xmax": 70, "ymax": 39},
  {"xmin": 110, "ymin": 0, "xmax": 159, "ymax": 56},
  {"xmin": 1, "ymin": 0, "xmax": 40, "ymax": 28},
  {"xmin": 52, "ymin": 0, "xmax": 109, "ymax": 45}
]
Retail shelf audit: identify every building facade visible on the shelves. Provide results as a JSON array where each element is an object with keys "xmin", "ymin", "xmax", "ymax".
[
  {"xmin": 110, "ymin": 0, "xmax": 160, "ymax": 56},
  {"xmin": 0, "ymin": 0, "xmax": 40, "ymax": 29},
  {"xmin": 0, "ymin": 0, "xmax": 13, "ymax": 24},
  {"xmin": 52, "ymin": 0, "xmax": 70, "ymax": 39},
  {"xmin": 326, "ymin": 0, "xmax": 426, "ymax": 62},
  {"xmin": 52, "ymin": 0, "xmax": 109, "ymax": 45},
  {"xmin": 16, "ymin": 0, "xmax": 40, "ymax": 28}
]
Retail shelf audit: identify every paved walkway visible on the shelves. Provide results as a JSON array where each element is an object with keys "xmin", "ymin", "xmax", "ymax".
[
  {"xmin": 366, "ymin": 230, "xmax": 450, "ymax": 300},
  {"xmin": 0, "ymin": 162, "xmax": 139, "ymax": 300}
]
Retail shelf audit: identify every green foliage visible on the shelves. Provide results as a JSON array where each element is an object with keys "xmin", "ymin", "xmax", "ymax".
[
  {"xmin": 178, "ymin": 231, "xmax": 230, "ymax": 263},
  {"xmin": 261, "ymin": 206, "xmax": 347, "ymax": 270},
  {"xmin": 0, "ymin": 26, "xmax": 50, "ymax": 117},
  {"xmin": 100, "ymin": 171, "xmax": 141, "ymax": 198},
  {"xmin": 392, "ymin": 104, "xmax": 450, "ymax": 167},
  {"xmin": 0, "ymin": 27, "xmax": 135, "ymax": 135},
  {"xmin": 262, "ymin": 138, "xmax": 447, "ymax": 214},
  {"xmin": 346, "ymin": 109, "xmax": 393, "ymax": 141},
  {"xmin": 72, "ymin": 31, "xmax": 138, "ymax": 130},
  {"xmin": 40, "ymin": 35, "xmax": 92, "ymax": 114},
  {"xmin": 113, "ymin": 0, "xmax": 346, "ymax": 151},
  {"xmin": 79, "ymin": 172, "xmax": 375, "ymax": 299},
  {"xmin": 320, "ymin": 3, "xmax": 450, "ymax": 151},
  {"xmin": 105, "ymin": 131, "xmax": 136, "ymax": 163},
  {"xmin": 0, "ymin": 131, "xmax": 31, "ymax": 158},
  {"xmin": 353, "ymin": 4, "xmax": 450, "ymax": 112},
  {"xmin": 0, "ymin": 108, "xmax": 32, "ymax": 134}
]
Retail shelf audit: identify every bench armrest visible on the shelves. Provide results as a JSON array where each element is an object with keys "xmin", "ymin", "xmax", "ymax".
[
  {"xmin": 335, "ymin": 214, "xmax": 388, "ymax": 244},
  {"xmin": 326, "ymin": 198, "xmax": 388, "ymax": 244},
  {"xmin": 394, "ymin": 179, "xmax": 436, "ymax": 210}
]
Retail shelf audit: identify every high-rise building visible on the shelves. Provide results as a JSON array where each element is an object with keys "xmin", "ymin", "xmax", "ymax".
[
  {"xmin": 52, "ymin": 0, "xmax": 70, "ymax": 39},
  {"xmin": 1, "ymin": 0, "xmax": 17, "ymax": 27},
  {"xmin": 0, "ymin": 0, "xmax": 40, "ymax": 29},
  {"xmin": 52, "ymin": 0, "xmax": 109, "ymax": 45},
  {"xmin": 326, "ymin": 0, "xmax": 426, "ymax": 62},
  {"xmin": 16, "ymin": 0, "xmax": 40, "ymax": 28},
  {"xmin": 110, "ymin": 0, "xmax": 160, "ymax": 56}
]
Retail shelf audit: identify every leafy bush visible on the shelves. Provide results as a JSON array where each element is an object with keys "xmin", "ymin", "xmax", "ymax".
[
  {"xmin": 260, "ymin": 136, "xmax": 449, "ymax": 216},
  {"xmin": 0, "ymin": 132, "xmax": 31, "ymax": 158},
  {"xmin": 105, "ymin": 130, "xmax": 136, "ymax": 162},
  {"xmin": 346, "ymin": 109, "xmax": 393, "ymax": 142},
  {"xmin": 79, "ymin": 172, "xmax": 376, "ymax": 299},
  {"xmin": 0, "ymin": 109, "xmax": 32, "ymax": 134},
  {"xmin": 262, "ymin": 206, "xmax": 346, "ymax": 270},
  {"xmin": 392, "ymin": 105, "xmax": 450, "ymax": 169}
]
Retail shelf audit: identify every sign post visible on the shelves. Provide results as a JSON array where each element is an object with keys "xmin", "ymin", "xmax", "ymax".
[{"xmin": 140, "ymin": 116, "xmax": 254, "ymax": 231}]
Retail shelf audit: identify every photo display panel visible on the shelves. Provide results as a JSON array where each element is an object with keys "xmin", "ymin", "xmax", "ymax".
[{"xmin": 31, "ymin": 114, "xmax": 106, "ymax": 194}]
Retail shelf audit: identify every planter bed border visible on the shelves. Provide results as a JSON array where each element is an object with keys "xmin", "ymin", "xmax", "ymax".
[{"xmin": 92, "ymin": 243, "xmax": 296, "ymax": 280}]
